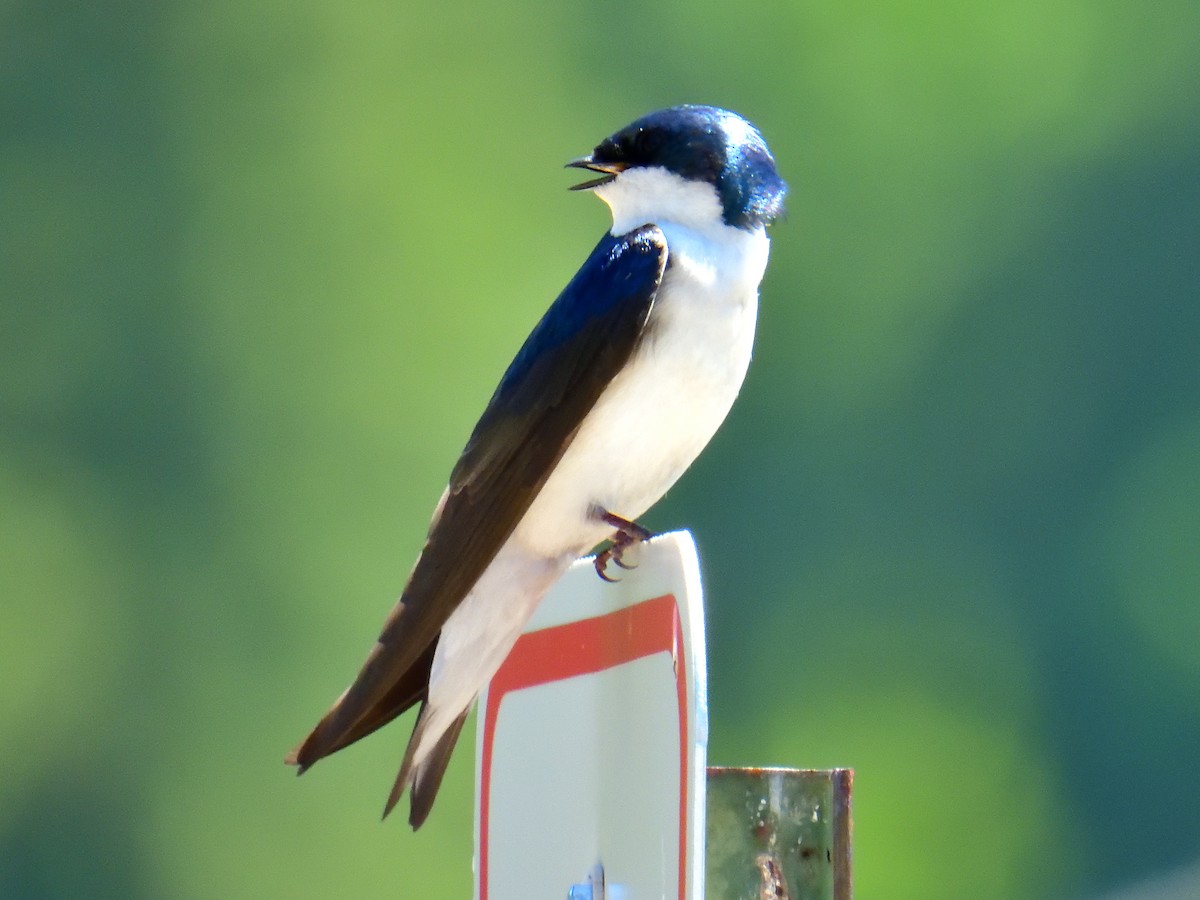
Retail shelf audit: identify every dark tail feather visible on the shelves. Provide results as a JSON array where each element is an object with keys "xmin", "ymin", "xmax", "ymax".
[
  {"xmin": 382, "ymin": 703, "xmax": 470, "ymax": 829},
  {"xmin": 409, "ymin": 710, "xmax": 469, "ymax": 829}
]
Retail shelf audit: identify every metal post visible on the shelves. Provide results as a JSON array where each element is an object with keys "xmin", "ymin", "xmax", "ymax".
[{"xmin": 706, "ymin": 767, "xmax": 853, "ymax": 899}]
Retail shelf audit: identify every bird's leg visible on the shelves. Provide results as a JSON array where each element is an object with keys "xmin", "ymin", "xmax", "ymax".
[{"xmin": 591, "ymin": 508, "xmax": 653, "ymax": 581}]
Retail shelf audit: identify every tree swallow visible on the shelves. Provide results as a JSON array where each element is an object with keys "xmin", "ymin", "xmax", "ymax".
[{"xmin": 286, "ymin": 104, "xmax": 787, "ymax": 828}]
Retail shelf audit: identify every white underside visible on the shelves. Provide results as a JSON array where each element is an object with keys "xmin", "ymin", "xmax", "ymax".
[{"xmin": 414, "ymin": 168, "xmax": 770, "ymax": 765}]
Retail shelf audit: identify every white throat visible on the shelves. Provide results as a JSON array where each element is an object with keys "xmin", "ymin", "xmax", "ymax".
[
  {"xmin": 593, "ymin": 165, "xmax": 770, "ymax": 317},
  {"xmin": 594, "ymin": 166, "xmax": 733, "ymax": 240}
]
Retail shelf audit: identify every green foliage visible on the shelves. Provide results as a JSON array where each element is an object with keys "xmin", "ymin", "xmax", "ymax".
[{"xmin": 3, "ymin": 0, "xmax": 1199, "ymax": 896}]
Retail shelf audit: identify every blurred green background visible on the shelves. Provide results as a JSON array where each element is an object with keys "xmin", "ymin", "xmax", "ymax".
[{"xmin": 3, "ymin": 0, "xmax": 1199, "ymax": 897}]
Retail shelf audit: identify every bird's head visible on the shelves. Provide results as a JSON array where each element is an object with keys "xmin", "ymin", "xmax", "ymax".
[{"xmin": 567, "ymin": 105, "xmax": 787, "ymax": 235}]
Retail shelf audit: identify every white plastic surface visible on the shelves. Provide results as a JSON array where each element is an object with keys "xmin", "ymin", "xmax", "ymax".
[{"xmin": 474, "ymin": 531, "xmax": 708, "ymax": 900}]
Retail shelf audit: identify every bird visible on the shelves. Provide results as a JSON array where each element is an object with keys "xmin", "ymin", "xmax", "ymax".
[{"xmin": 285, "ymin": 104, "xmax": 787, "ymax": 829}]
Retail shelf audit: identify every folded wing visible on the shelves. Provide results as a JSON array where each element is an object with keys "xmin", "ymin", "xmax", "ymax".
[{"xmin": 286, "ymin": 226, "xmax": 669, "ymax": 788}]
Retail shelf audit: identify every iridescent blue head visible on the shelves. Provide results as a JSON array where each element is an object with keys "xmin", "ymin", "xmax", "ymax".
[{"xmin": 567, "ymin": 105, "xmax": 787, "ymax": 231}]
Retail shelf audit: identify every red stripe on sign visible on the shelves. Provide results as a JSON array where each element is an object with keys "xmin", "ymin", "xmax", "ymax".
[{"xmin": 478, "ymin": 592, "xmax": 688, "ymax": 899}]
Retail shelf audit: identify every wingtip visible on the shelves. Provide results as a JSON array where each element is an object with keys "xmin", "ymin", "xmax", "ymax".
[
  {"xmin": 284, "ymin": 736, "xmax": 314, "ymax": 772},
  {"xmin": 285, "ymin": 720, "xmax": 336, "ymax": 773}
]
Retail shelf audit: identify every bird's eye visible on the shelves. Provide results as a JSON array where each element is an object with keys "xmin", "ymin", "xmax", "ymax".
[{"xmin": 630, "ymin": 128, "xmax": 659, "ymax": 161}]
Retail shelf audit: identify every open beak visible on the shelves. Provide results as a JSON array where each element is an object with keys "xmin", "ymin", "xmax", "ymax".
[{"xmin": 565, "ymin": 156, "xmax": 628, "ymax": 191}]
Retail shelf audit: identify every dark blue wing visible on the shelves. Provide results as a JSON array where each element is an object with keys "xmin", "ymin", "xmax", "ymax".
[
  {"xmin": 450, "ymin": 224, "xmax": 667, "ymax": 494},
  {"xmin": 289, "ymin": 224, "xmax": 667, "ymax": 770}
]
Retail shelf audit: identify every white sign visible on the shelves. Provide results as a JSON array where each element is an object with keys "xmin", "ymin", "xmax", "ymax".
[{"xmin": 474, "ymin": 531, "xmax": 708, "ymax": 900}]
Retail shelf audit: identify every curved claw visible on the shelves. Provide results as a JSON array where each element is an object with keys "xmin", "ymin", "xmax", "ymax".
[
  {"xmin": 594, "ymin": 551, "xmax": 621, "ymax": 582},
  {"xmin": 591, "ymin": 509, "xmax": 654, "ymax": 582}
]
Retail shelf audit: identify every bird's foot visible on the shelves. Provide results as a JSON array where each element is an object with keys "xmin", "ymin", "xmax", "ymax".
[{"xmin": 592, "ymin": 510, "xmax": 653, "ymax": 582}]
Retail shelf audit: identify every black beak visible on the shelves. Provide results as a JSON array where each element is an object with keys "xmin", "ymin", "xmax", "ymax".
[{"xmin": 565, "ymin": 156, "xmax": 628, "ymax": 191}]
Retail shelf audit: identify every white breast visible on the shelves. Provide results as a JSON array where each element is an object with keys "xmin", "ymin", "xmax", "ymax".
[{"xmin": 512, "ymin": 191, "xmax": 771, "ymax": 559}]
